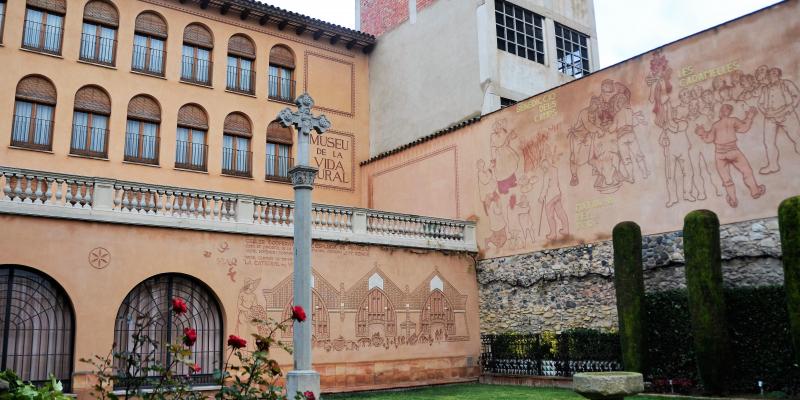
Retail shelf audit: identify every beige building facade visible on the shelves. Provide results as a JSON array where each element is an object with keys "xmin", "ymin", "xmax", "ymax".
[
  {"xmin": 363, "ymin": 0, "xmax": 600, "ymax": 155},
  {"xmin": 0, "ymin": 0, "xmax": 480, "ymax": 396}
]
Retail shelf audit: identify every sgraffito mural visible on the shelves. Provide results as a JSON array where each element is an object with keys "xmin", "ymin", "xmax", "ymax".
[{"xmin": 361, "ymin": 2, "xmax": 800, "ymax": 260}]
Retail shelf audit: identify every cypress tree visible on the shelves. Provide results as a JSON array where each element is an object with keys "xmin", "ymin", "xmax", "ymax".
[
  {"xmin": 612, "ymin": 221, "xmax": 645, "ymax": 372},
  {"xmin": 779, "ymin": 196, "xmax": 800, "ymax": 366},
  {"xmin": 683, "ymin": 210, "xmax": 728, "ymax": 395}
]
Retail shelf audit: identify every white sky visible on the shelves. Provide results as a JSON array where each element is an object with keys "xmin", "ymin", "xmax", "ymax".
[{"xmin": 265, "ymin": 0, "xmax": 782, "ymax": 68}]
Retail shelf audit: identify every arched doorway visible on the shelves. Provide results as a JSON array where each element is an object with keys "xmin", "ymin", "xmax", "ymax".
[
  {"xmin": 113, "ymin": 274, "xmax": 223, "ymax": 386},
  {"xmin": 0, "ymin": 265, "xmax": 74, "ymax": 390}
]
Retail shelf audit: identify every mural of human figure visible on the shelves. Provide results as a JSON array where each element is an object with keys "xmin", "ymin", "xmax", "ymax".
[
  {"xmin": 687, "ymin": 87, "xmax": 723, "ymax": 200},
  {"xmin": 757, "ymin": 67, "xmax": 800, "ymax": 174},
  {"xmin": 695, "ymin": 104, "xmax": 766, "ymax": 208},
  {"xmin": 568, "ymin": 97, "xmax": 603, "ymax": 186},
  {"xmin": 237, "ymin": 277, "xmax": 267, "ymax": 334},
  {"xmin": 612, "ymin": 88, "xmax": 649, "ymax": 183},
  {"xmin": 490, "ymin": 119, "xmax": 521, "ymax": 198},
  {"xmin": 484, "ymin": 196, "xmax": 508, "ymax": 250},
  {"xmin": 647, "ymin": 52, "xmax": 696, "ymax": 207},
  {"xmin": 538, "ymin": 148, "xmax": 569, "ymax": 241},
  {"xmin": 476, "ymin": 159, "xmax": 495, "ymax": 216}
]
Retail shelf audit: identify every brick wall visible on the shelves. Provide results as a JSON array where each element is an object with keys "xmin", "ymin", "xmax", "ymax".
[{"xmin": 359, "ymin": 0, "xmax": 439, "ymax": 36}]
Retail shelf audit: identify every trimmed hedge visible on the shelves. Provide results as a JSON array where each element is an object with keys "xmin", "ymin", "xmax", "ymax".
[
  {"xmin": 613, "ymin": 221, "xmax": 646, "ymax": 372},
  {"xmin": 779, "ymin": 196, "xmax": 800, "ymax": 367},
  {"xmin": 645, "ymin": 286, "xmax": 798, "ymax": 395}
]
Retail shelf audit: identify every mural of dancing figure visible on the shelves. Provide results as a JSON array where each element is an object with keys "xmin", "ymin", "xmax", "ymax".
[
  {"xmin": 695, "ymin": 104, "xmax": 766, "ymax": 208},
  {"xmin": 538, "ymin": 147, "xmax": 569, "ymax": 241},
  {"xmin": 611, "ymin": 87, "xmax": 649, "ymax": 183},
  {"xmin": 647, "ymin": 51, "xmax": 696, "ymax": 207},
  {"xmin": 757, "ymin": 67, "xmax": 800, "ymax": 174}
]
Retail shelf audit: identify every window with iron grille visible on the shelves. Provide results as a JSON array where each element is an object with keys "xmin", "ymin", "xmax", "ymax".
[
  {"xmin": 555, "ymin": 22, "xmax": 590, "ymax": 78},
  {"xmin": 80, "ymin": 1, "xmax": 118, "ymax": 66},
  {"xmin": 0, "ymin": 266, "xmax": 75, "ymax": 391},
  {"xmin": 11, "ymin": 75, "xmax": 57, "ymax": 151},
  {"xmin": 71, "ymin": 85, "xmax": 111, "ymax": 158},
  {"xmin": 113, "ymin": 274, "xmax": 223, "ymax": 387},
  {"xmin": 266, "ymin": 121, "xmax": 293, "ymax": 181},
  {"xmin": 125, "ymin": 94, "xmax": 161, "ymax": 165},
  {"xmin": 0, "ymin": 1, "xmax": 6, "ymax": 44},
  {"xmin": 23, "ymin": 7, "xmax": 64, "ymax": 55},
  {"xmin": 132, "ymin": 12, "xmax": 167, "ymax": 76},
  {"xmin": 494, "ymin": 0, "xmax": 544, "ymax": 64}
]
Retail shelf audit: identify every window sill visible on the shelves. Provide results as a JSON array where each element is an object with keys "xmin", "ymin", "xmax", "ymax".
[
  {"xmin": 123, "ymin": 160, "xmax": 161, "ymax": 168},
  {"xmin": 221, "ymin": 173, "xmax": 253, "ymax": 180},
  {"xmin": 19, "ymin": 47, "xmax": 63, "ymax": 59},
  {"xmin": 78, "ymin": 59, "xmax": 117, "ymax": 70},
  {"xmin": 8, "ymin": 145, "xmax": 54, "ymax": 154},
  {"xmin": 68, "ymin": 153, "xmax": 109, "ymax": 161},
  {"xmin": 268, "ymin": 97, "xmax": 296, "ymax": 106},
  {"xmin": 180, "ymin": 79, "xmax": 213, "ymax": 89},
  {"xmin": 130, "ymin": 70, "xmax": 167, "ymax": 80},
  {"xmin": 174, "ymin": 167, "xmax": 209, "ymax": 174},
  {"xmin": 225, "ymin": 89, "xmax": 257, "ymax": 98},
  {"xmin": 265, "ymin": 177, "xmax": 292, "ymax": 185},
  {"xmin": 112, "ymin": 385, "xmax": 221, "ymax": 396}
]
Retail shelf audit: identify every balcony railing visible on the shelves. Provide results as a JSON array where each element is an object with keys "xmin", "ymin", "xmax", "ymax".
[
  {"xmin": 11, "ymin": 115, "xmax": 53, "ymax": 151},
  {"xmin": 175, "ymin": 141, "xmax": 208, "ymax": 171},
  {"xmin": 181, "ymin": 56, "xmax": 213, "ymax": 86},
  {"xmin": 221, "ymin": 148, "xmax": 252, "ymax": 177},
  {"xmin": 131, "ymin": 44, "xmax": 166, "ymax": 76},
  {"xmin": 226, "ymin": 66, "xmax": 255, "ymax": 95},
  {"xmin": 268, "ymin": 75, "xmax": 295, "ymax": 103},
  {"xmin": 124, "ymin": 133, "xmax": 160, "ymax": 165},
  {"xmin": 265, "ymin": 155, "xmax": 293, "ymax": 182},
  {"xmin": 22, "ymin": 20, "xmax": 63, "ymax": 55},
  {"xmin": 0, "ymin": 166, "xmax": 477, "ymax": 252},
  {"xmin": 79, "ymin": 33, "xmax": 117, "ymax": 66},
  {"xmin": 70, "ymin": 125, "xmax": 109, "ymax": 158}
]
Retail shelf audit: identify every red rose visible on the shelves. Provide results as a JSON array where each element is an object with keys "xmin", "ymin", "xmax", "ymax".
[
  {"xmin": 189, "ymin": 363, "xmax": 201, "ymax": 374},
  {"xmin": 183, "ymin": 327, "xmax": 197, "ymax": 346},
  {"xmin": 227, "ymin": 334, "xmax": 247, "ymax": 349},
  {"xmin": 303, "ymin": 391, "xmax": 315, "ymax": 400},
  {"xmin": 291, "ymin": 305, "xmax": 306, "ymax": 322},
  {"xmin": 172, "ymin": 298, "xmax": 188, "ymax": 315}
]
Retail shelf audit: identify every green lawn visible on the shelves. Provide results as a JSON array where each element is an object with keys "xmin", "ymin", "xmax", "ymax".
[{"xmin": 325, "ymin": 383, "xmax": 703, "ymax": 400}]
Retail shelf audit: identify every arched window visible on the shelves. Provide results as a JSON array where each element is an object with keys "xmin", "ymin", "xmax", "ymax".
[
  {"xmin": 125, "ymin": 95, "xmax": 161, "ymax": 164},
  {"xmin": 23, "ymin": 0, "xmax": 66, "ymax": 55},
  {"xmin": 281, "ymin": 291, "xmax": 329, "ymax": 340},
  {"xmin": 268, "ymin": 45, "xmax": 295, "ymax": 102},
  {"xmin": 114, "ymin": 274, "xmax": 223, "ymax": 385},
  {"xmin": 11, "ymin": 75, "xmax": 57, "ymax": 151},
  {"xmin": 181, "ymin": 23, "xmax": 213, "ymax": 86},
  {"xmin": 222, "ymin": 112, "xmax": 252, "ymax": 177},
  {"xmin": 0, "ymin": 266, "xmax": 74, "ymax": 390},
  {"xmin": 1, "ymin": 1, "xmax": 7, "ymax": 44},
  {"xmin": 356, "ymin": 288, "xmax": 397, "ymax": 338},
  {"xmin": 420, "ymin": 289, "xmax": 455, "ymax": 338},
  {"xmin": 132, "ymin": 11, "xmax": 167, "ymax": 76},
  {"xmin": 80, "ymin": 0, "xmax": 118, "ymax": 66},
  {"xmin": 176, "ymin": 104, "xmax": 208, "ymax": 171},
  {"xmin": 265, "ymin": 121, "xmax": 293, "ymax": 181},
  {"xmin": 71, "ymin": 85, "xmax": 111, "ymax": 158},
  {"xmin": 226, "ymin": 34, "xmax": 255, "ymax": 95}
]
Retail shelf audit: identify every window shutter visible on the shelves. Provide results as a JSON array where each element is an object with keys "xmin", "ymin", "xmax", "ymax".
[
  {"xmin": 267, "ymin": 121, "xmax": 293, "ymax": 145},
  {"xmin": 224, "ymin": 113, "xmax": 252, "ymax": 138},
  {"xmin": 26, "ymin": 0, "xmax": 66, "ymax": 14},
  {"xmin": 184, "ymin": 23, "xmax": 213, "ymax": 48},
  {"xmin": 16, "ymin": 76, "xmax": 57, "ymax": 105},
  {"xmin": 135, "ymin": 12, "xmax": 168, "ymax": 38},
  {"xmin": 84, "ymin": 1, "xmax": 118, "ymax": 27},
  {"xmin": 269, "ymin": 45, "xmax": 295, "ymax": 69},
  {"xmin": 228, "ymin": 34, "xmax": 255, "ymax": 59},
  {"xmin": 74, "ymin": 86, "xmax": 111, "ymax": 114},
  {"xmin": 127, "ymin": 95, "xmax": 161, "ymax": 123},
  {"xmin": 177, "ymin": 104, "xmax": 208, "ymax": 130}
]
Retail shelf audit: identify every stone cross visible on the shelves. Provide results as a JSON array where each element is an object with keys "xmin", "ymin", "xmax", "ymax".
[
  {"xmin": 277, "ymin": 93, "xmax": 328, "ymax": 399},
  {"xmin": 278, "ymin": 93, "xmax": 331, "ymax": 166}
]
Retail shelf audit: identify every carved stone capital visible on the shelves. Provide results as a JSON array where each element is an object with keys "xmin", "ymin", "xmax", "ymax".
[{"xmin": 289, "ymin": 165, "xmax": 319, "ymax": 189}]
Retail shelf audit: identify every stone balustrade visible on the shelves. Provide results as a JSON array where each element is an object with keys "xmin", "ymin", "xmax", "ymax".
[{"xmin": 0, "ymin": 166, "xmax": 476, "ymax": 252}]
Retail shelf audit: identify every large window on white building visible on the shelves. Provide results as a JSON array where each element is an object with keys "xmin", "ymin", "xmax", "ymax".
[
  {"xmin": 555, "ymin": 22, "xmax": 590, "ymax": 78},
  {"xmin": 494, "ymin": 0, "xmax": 544, "ymax": 64}
]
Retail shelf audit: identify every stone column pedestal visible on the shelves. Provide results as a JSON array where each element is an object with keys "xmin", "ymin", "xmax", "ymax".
[{"xmin": 286, "ymin": 370, "xmax": 321, "ymax": 400}]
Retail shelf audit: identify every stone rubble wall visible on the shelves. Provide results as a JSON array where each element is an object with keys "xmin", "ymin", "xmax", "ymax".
[{"xmin": 477, "ymin": 218, "xmax": 783, "ymax": 334}]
